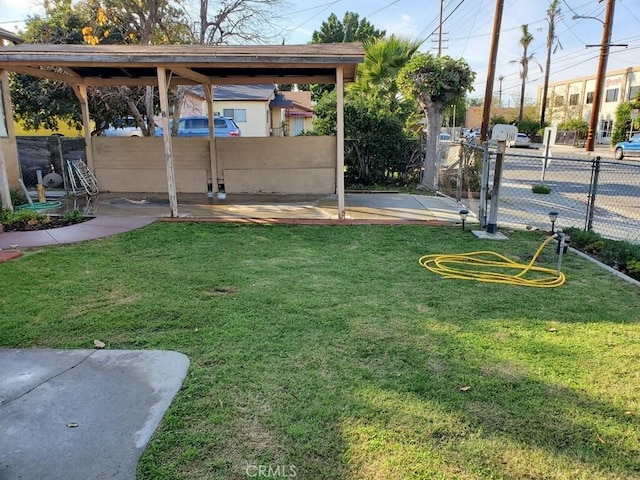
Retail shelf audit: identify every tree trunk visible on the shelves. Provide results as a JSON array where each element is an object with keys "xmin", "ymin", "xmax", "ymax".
[{"xmin": 421, "ymin": 100, "xmax": 444, "ymax": 191}]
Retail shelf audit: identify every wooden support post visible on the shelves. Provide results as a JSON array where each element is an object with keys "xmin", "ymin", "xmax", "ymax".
[
  {"xmin": 336, "ymin": 66, "xmax": 345, "ymax": 219},
  {"xmin": 72, "ymin": 84, "xmax": 95, "ymax": 172},
  {"xmin": 0, "ymin": 68, "xmax": 13, "ymax": 211},
  {"xmin": 157, "ymin": 67, "xmax": 179, "ymax": 217},
  {"xmin": 203, "ymin": 83, "xmax": 218, "ymax": 194}
]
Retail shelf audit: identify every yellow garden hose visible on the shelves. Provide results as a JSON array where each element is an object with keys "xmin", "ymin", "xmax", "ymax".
[{"xmin": 419, "ymin": 235, "xmax": 566, "ymax": 288}]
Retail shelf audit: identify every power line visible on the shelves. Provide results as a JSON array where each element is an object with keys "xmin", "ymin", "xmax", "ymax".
[{"xmin": 416, "ymin": 0, "xmax": 466, "ymax": 45}]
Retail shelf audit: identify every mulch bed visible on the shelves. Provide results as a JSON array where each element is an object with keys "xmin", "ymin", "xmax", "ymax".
[{"xmin": 1, "ymin": 217, "xmax": 89, "ymax": 232}]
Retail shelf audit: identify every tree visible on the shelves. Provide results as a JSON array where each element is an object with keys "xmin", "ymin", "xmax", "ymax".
[
  {"xmin": 513, "ymin": 25, "xmax": 541, "ymax": 123},
  {"xmin": 11, "ymin": 0, "xmax": 189, "ymax": 135},
  {"xmin": 313, "ymin": 91, "xmax": 417, "ymax": 186},
  {"xmin": 611, "ymin": 93, "xmax": 640, "ymax": 144},
  {"xmin": 308, "ymin": 11, "xmax": 386, "ymax": 100},
  {"xmin": 197, "ymin": 0, "xmax": 287, "ymax": 44},
  {"xmin": 311, "ymin": 12, "xmax": 385, "ymax": 44},
  {"xmin": 349, "ymin": 35, "xmax": 422, "ymax": 112},
  {"xmin": 540, "ymin": 0, "xmax": 561, "ymax": 127},
  {"xmin": 398, "ymin": 53, "xmax": 475, "ymax": 190}
]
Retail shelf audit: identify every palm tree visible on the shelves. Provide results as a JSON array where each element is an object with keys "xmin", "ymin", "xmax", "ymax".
[
  {"xmin": 350, "ymin": 35, "xmax": 422, "ymax": 110},
  {"xmin": 514, "ymin": 25, "xmax": 542, "ymax": 122},
  {"xmin": 540, "ymin": 0, "xmax": 562, "ymax": 127}
]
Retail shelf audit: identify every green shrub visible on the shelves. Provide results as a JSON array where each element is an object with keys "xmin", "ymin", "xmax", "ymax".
[
  {"xmin": 61, "ymin": 210, "xmax": 84, "ymax": 222},
  {"xmin": 0, "ymin": 209, "xmax": 44, "ymax": 226},
  {"xmin": 563, "ymin": 227, "xmax": 640, "ymax": 281},
  {"xmin": 532, "ymin": 184, "xmax": 551, "ymax": 194},
  {"xmin": 558, "ymin": 118, "xmax": 588, "ymax": 137},
  {"xmin": 0, "ymin": 190, "xmax": 27, "ymax": 210}
]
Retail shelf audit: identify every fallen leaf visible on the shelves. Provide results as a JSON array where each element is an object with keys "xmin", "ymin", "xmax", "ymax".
[
  {"xmin": 93, "ymin": 339, "xmax": 105, "ymax": 349},
  {"xmin": 596, "ymin": 434, "xmax": 606, "ymax": 444},
  {"xmin": 547, "ymin": 328, "xmax": 557, "ymax": 332},
  {"xmin": 625, "ymin": 411, "xmax": 634, "ymax": 415},
  {"xmin": 66, "ymin": 422, "xmax": 79, "ymax": 428},
  {"xmin": 459, "ymin": 385, "xmax": 472, "ymax": 392}
]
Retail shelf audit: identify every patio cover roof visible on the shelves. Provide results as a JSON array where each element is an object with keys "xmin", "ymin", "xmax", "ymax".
[
  {"xmin": 0, "ymin": 42, "xmax": 363, "ymax": 218},
  {"xmin": 0, "ymin": 43, "xmax": 364, "ymax": 86}
]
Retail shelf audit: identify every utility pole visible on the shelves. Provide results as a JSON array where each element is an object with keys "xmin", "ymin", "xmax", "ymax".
[
  {"xmin": 480, "ymin": 0, "xmax": 504, "ymax": 143},
  {"xmin": 438, "ymin": 0, "xmax": 443, "ymax": 56},
  {"xmin": 498, "ymin": 75, "xmax": 505, "ymax": 108},
  {"xmin": 585, "ymin": 0, "xmax": 615, "ymax": 152},
  {"xmin": 432, "ymin": 0, "xmax": 448, "ymax": 56}
]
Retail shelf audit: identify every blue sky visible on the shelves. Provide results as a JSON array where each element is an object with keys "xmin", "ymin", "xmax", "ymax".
[{"xmin": 2, "ymin": 0, "xmax": 639, "ymax": 102}]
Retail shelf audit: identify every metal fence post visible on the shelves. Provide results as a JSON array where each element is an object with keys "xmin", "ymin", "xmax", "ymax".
[
  {"xmin": 585, "ymin": 156, "xmax": 601, "ymax": 231},
  {"xmin": 478, "ymin": 142, "xmax": 490, "ymax": 228},
  {"xmin": 456, "ymin": 144, "xmax": 464, "ymax": 201}
]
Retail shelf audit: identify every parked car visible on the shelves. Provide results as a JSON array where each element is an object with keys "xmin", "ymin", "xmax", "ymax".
[
  {"xmin": 439, "ymin": 133, "xmax": 452, "ymax": 141},
  {"xmin": 155, "ymin": 116, "xmax": 241, "ymax": 137},
  {"xmin": 102, "ymin": 117, "xmax": 144, "ymax": 137},
  {"xmin": 614, "ymin": 133, "xmax": 640, "ymax": 160},
  {"xmin": 508, "ymin": 133, "xmax": 531, "ymax": 148}
]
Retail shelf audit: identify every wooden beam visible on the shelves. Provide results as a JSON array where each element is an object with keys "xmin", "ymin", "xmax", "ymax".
[
  {"xmin": 81, "ymin": 74, "xmax": 338, "ymax": 87},
  {"xmin": 9, "ymin": 65, "xmax": 85, "ymax": 84},
  {"xmin": 203, "ymin": 83, "xmax": 219, "ymax": 194},
  {"xmin": 157, "ymin": 67, "xmax": 179, "ymax": 217},
  {"xmin": 172, "ymin": 67, "xmax": 211, "ymax": 85},
  {"xmin": 336, "ymin": 66, "xmax": 345, "ymax": 220},
  {"xmin": 71, "ymin": 84, "xmax": 94, "ymax": 172}
]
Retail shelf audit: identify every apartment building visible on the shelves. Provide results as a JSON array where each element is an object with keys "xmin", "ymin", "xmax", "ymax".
[{"xmin": 537, "ymin": 66, "xmax": 640, "ymax": 144}]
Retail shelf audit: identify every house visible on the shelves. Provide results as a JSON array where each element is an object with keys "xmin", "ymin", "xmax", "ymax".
[
  {"xmin": 271, "ymin": 90, "xmax": 314, "ymax": 136},
  {"xmin": 180, "ymin": 84, "xmax": 315, "ymax": 137},
  {"xmin": 537, "ymin": 66, "xmax": 640, "ymax": 144},
  {"xmin": 180, "ymin": 84, "xmax": 276, "ymax": 137}
]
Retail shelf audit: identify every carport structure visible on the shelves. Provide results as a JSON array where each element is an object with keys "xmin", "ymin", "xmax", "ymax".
[{"xmin": 0, "ymin": 43, "xmax": 364, "ymax": 217}]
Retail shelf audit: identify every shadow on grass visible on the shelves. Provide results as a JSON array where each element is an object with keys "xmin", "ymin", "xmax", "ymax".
[{"xmin": 343, "ymin": 318, "xmax": 640, "ymax": 479}]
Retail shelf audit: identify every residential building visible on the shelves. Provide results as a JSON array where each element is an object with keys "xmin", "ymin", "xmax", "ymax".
[
  {"xmin": 537, "ymin": 66, "xmax": 640, "ymax": 144},
  {"xmin": 271, "ymin": 90, "xmax": 314, "ymax": 136},
  {"xmin": 181, "ymin": 84, "xmax": 276, "ymax": 137}
]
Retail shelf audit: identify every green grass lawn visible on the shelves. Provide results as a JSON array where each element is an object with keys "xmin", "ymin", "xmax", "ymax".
[{"xmin": 1, "ymin": 223, "xmax": 639, "ymax": 480}]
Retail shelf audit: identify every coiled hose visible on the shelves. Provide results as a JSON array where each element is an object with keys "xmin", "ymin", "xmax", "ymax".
[{"xmin": 418, "ymin": 235, "xmax": 565, "ymax": 288}]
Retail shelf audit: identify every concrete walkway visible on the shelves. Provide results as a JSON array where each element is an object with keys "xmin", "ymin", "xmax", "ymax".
[
  {"xmin": 0, "ymin": 193, "xmax": 467, "ymax": 250},
  {"xmin": 0, "ymin": 349, "xmax": 189, "ymax": 479},
  {"xmin": 0, "ymin": 216, "xmax": 156, "ymax": 249}
]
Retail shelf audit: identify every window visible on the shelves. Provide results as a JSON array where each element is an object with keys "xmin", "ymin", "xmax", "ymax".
[
  {"xmin": 223, "ymin": 108, "xmax": 247, "ymax": 123},
  {"xmin": 605, "ymin": 88, "xmax": 618, "ymax": 102},
  {"xmin": 554, "ymin": 95, "xmax": 564, "ymax": 107},
  {"xmin": 601, "ymin": 119, "xmax": 613, "ymax": 138},
  {"xmin": 569, "ymin": 93, "xmax": 579, "ymax": 106},
  {"xmin": 586, "ymin": 92, "xmax": 594, "ymax": 104},
  {"xmin": 629, "ymin": 85, "xmax": 640, "ymax": 101}
]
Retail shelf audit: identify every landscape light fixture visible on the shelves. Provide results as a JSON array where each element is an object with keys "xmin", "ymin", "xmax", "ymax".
[
  {"xmin": 548, "ymin": 211, "xmax": 559, "ymax": 234},
  {"xmin": 459, "ymin": 209, "xmax": 469, "ymax": 231}
]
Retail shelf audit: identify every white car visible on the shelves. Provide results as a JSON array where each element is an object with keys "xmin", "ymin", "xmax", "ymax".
[
  {"xmin": 102, "ymin": 117, "xmax": 144, "ymax": 137},
  {"xmin": 508, "ymin": 133, "xmax": 531, "ymax": 148}
]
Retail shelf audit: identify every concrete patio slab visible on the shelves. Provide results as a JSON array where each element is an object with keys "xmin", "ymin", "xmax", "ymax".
[{"xmin": 0, "ymin": 349, "xmax": 189, "ymax": 480}]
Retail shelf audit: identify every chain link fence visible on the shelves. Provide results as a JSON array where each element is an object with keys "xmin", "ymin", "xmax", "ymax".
[
  {"xmin": 439, "ymin": 144, "xmax": 640, "ymax": 244},
  {"xmin": 17, "ymin": 137, "xmax": 86, "ymax": 189}
]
